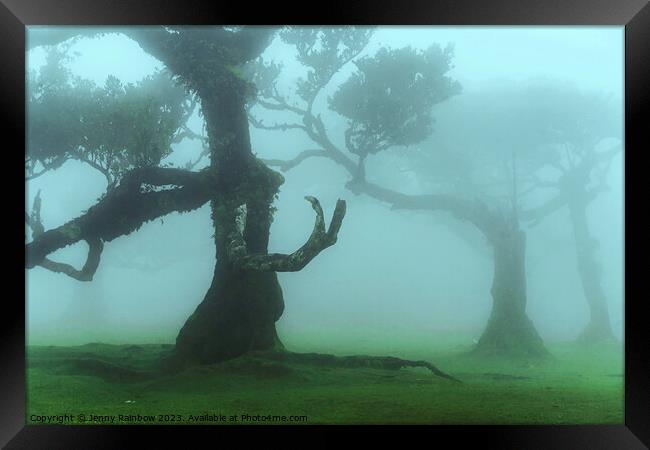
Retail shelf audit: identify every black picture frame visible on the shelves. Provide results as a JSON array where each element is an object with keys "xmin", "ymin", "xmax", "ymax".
[{"xmin": 2, "ymin": 0, "xmax": 648, "ymax": 447}]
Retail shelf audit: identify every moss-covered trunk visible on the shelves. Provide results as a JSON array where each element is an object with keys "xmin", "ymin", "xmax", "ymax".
[
  {"xmin": 568, "ymin": 199, "xmax": 615, "ymax": 343},
  {"xmin": 474, "ymin": 227, "xmax": 547, "ymax": 357},
  {"xmin": 163, "ymin": 77, "xmax": 289, "ymax": 369},
  {"xmin": 164, "ymin": 193, "xmax": 286, "ymax": 369}
]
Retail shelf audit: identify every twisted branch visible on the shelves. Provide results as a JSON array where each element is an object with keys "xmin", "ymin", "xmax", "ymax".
[
  {"xmin": 263, "ymin": 146, "xmax": 358, "ymax": 176},
  {"xmin": 38, "ymin": 238, "xmax": 104, "ymax": 281},
  {"xmin": 261, "ymin": 149, "xmax": 330, "ymax": 172},
  {"xmin": 228, "ymin": 197, "xmax": 346, "ymax": 272},
  {"xmin": 26, "ymin": 167, "xmax": 212, "ymax": 270}
]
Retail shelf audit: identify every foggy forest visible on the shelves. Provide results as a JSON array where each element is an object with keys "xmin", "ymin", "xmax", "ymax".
[{"xmin": 25, "ymin": 26, "xmax": 623, "ymax": 425}]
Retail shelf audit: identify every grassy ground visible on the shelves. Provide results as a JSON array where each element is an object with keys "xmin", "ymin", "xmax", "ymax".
[{"xmin": 26, "ymin": 332, "xmax": 623, "ymax": 425}]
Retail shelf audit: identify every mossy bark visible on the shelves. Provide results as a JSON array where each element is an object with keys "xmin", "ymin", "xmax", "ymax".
[
  {"xmin": 163, "ymin": 193, "xmax": 286, "ymax": 369},
  {"xmin": 473, "ymin": 227, "xmax": 547, "ymax": 357},
  {"xmin": 162, "ymin": 81, "xmax": 288, "ymax": 369}
]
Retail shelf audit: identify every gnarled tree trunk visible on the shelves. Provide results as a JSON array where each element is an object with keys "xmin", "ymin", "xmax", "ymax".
[
  {"xmin": 161, "ymin": 74, "xmax": 347, "ymax": 368},
  {"xmin": 473, "ymin": 226, "xmax": 547, "ymax": 357},
  {"xmin": 163, "ymin": 78, "xmax": 286, "ymax": 368},
  {"xmin": 171, "ymin": 264, "xmax": 285, "ymax": 366},
  {"xmin": 169, "ymin": 194, "xmax": 286, "ymax": 367}
]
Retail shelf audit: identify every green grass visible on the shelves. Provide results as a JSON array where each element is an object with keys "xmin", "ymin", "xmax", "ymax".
[{"xmin": 26, "ymin": 332, "xmax": 623, "ymax": 425}]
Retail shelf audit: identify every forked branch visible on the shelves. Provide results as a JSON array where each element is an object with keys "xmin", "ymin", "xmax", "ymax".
[{"xmin": 228, "ymin": 197, "xmax": 346, "ymax": 272}]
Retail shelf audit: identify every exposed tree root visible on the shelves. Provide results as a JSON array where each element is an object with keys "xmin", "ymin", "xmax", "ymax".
[
  {"xmin": 249, "ymin": 350, "xmax": 461, "ymax": 383},
  {"xmin": 34, "ymin": 346, "xmax": 460, "ymax": 384}
]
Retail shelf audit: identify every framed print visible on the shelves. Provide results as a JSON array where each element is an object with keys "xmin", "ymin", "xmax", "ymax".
[{"xmin": 2, "ymin": 0, "xmax": 648, "ymax": 447}]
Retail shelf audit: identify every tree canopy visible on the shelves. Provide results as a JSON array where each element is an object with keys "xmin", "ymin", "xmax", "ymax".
[
  {"xmin": 27, "ymin": 46, "xmax": 194, "ymax": 187},
  {"xmin": 330, "ymin": 45, "xmax": 461, "ymax": 157}
]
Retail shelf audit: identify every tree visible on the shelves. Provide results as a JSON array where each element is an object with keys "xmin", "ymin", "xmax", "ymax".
[
  {"xmin": 251, "ymin": 28, "xmax": 548, "ymax": 357},
  {"xmin": 25, "ymin": 27, "xmax": 348, "ymax": 368},
  {"xmin": 515, "ymin": 81, "xmax": 622, "ymax": 343},
  {"xmin": 347, "ymin": 79, "xmax": 622, "ymax": 348},
  {"xmin": 25, "ymin": 27, "xmax": 457, "ymax": 380}
]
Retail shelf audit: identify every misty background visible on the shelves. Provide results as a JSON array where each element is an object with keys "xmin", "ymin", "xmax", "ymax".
[{"xmin": 25, "ymin": 26, "xmax": 624, "ymax": 349}]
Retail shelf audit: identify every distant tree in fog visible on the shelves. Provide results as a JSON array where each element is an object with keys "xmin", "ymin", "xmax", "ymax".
[
  {"xmin": 399, "ymin": 81, "xmax": 622, "ymax": 343},
  {"xmin": 516, "ymin": 83, "xmax": 622, "ymax": 343}
]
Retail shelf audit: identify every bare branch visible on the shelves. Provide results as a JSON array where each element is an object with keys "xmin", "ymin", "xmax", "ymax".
[
  {"xmin": 248, "ymin": 114, "xmax": 308, "ymax": 133},
  {"xmin": 228, "ymin": 197, "xmax": 346, "ymax": 272},
  {"xmin": 260, "ymin": 149, "xmax": 330, "ymax": 172},
  {"xmin": 346, "ymin": 180, "xmax": 503, "ymax": 242},
  {"xmin": 260, "ymin": 140, "xmax": 358, "ymax": 176}
]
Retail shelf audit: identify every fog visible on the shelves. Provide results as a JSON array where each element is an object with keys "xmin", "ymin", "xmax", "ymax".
[{"xmin": 26, "ymin": 26, "xmax": 623, "ymax": 351}]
